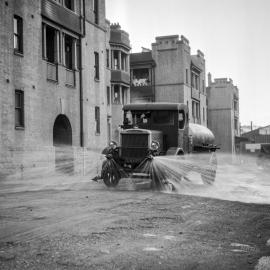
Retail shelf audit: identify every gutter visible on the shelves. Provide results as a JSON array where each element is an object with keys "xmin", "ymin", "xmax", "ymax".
[{"xmin": 79, "ymin": 0, "xmax": 86, "ymax": 147}]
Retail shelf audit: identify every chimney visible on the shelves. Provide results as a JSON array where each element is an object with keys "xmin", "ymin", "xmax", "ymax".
[{"xmin": 208, "ymin": 72, "xmax": 212, "ymax": 86}]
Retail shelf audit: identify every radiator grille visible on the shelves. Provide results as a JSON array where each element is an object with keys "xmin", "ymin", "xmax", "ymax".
[{"xmin": 121, "ymin": 133, "xmax": 149, "ymax": 162}]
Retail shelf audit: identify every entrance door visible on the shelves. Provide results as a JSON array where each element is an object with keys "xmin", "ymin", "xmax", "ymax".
[{"xmin": 53, "ymin": 114, "xmax": 74, "ymax": 174}]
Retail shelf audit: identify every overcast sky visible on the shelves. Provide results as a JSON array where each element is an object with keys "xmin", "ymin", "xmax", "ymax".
[{"xmin": 106, "ymin": 0, "xmax": 270, "ymax": 127}]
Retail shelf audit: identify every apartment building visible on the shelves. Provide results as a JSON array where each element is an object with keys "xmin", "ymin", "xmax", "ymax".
[
  {"xmin": 0, "ymin": 0, "xmax": 130, "ymax": 176},
  {"xmin": 207, "ymin": 74, "xmax": 240, "ymax": 153},
  {"xmin": 130, "ymin": 35, "xmax": 207, "ymax": 126}
]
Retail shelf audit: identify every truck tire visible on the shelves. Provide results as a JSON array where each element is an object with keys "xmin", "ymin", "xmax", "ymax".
[
  {"xmin": 102, "ymin": 169, "xmax": 120, "ymax": 187},
  {"xmin": 101, "ymin": 160, "xmax": 120, "ymax": 187}
]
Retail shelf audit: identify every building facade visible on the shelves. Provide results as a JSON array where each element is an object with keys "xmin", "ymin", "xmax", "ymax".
[
  {"xmin": 130, "ymin": 35, "xmax": 207, "ymax": 126},
  {"xmin": 109, "ymin": 23, "xmax": 131, "ymax": 142},
  {"xmin": 207, "ymin": 75, "xmax": 240, "ymax": 153},
  {"xmin": 0, "ymin": 0, "xmax": 130, "ymax": 177}
]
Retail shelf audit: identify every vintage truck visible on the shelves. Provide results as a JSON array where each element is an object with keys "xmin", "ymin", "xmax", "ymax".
[{"xmin": 100, "ymin": 103, "xmax": 218, "ymax": 189}]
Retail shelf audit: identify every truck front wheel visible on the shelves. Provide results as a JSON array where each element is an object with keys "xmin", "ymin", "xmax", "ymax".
[{"xmin": 103, "ymin": 170, "xmax": 120, "ymax": 187}]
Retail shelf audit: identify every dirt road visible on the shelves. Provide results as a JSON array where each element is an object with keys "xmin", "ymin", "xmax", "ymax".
[{"xmin": 0, "ymin": 178, "xmax": 270, "ymax": 269}]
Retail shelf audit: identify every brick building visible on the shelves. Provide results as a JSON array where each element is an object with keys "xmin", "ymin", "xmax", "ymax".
[
  {"xmin": 207, "ymin": 75, "xmax": 240, "ymax": 153},
  {"xmin": 109, "ymin": 23, "xmax": 131, "ymax": 142},
  {"xmin": 0, "ymin": 0, "xmax": 130, "ymax": 177},
  {"xmin": 130, "ymin": 35, "xmax": 207, "ymax": 126}
]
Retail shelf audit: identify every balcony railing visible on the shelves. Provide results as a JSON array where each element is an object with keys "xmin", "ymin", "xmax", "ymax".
[
  {"xmin": 66, "ymin": 68, "xmax": 75, "ymax": 87},
  {"xmin": 47, "ymin": 62, "xmax": 58, "ymax": 82}
]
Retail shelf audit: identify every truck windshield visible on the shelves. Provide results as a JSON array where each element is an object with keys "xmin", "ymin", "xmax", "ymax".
[{"xmin": 153, "ymin": 111, "xmax": 174, "ymax": 125}]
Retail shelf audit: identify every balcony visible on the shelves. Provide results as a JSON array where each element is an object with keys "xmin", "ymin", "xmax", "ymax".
[
  {"xmin": 111, "ymin": 70, "xmax": 130, "ymax": 85},
  {"xmin": 47, "ymin": 62, "xmax": 58, "ymax": 82},
  {"xmin": 66, "ymin": 68, "xmax": 75, "ymax": 87},
  {"xmin": 41, "ymin": 0, "xmax": 82, "ymax": 35}
]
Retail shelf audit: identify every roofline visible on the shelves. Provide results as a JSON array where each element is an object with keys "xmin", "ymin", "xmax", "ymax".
[{"xmin": 123, "ymin": 102, "xmax": 188, "ymax": 111}]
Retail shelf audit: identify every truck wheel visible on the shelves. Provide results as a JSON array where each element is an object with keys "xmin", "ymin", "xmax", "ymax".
[{"xmin": 103, "ymin": 170, "xmax": 120, "ymax": 187}]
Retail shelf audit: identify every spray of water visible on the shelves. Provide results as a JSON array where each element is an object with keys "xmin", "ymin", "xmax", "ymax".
[
  {"xmin": 151, "ymin": 153, "xmax": 270, "ymax": 204},
  {"xmin": 0, "ymin": 146, "xmax": 106, "ymax": 193}
]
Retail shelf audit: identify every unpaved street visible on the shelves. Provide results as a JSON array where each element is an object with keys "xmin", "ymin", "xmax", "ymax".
[{"xmin": 0, "ymin": 178, "xmax": 270, "ymax": 270}]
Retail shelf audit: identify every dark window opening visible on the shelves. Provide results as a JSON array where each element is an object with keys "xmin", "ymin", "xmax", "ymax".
[
  {"xmin": 107, "ymin": 86, "xmax": 110, "ymax": 105},
  {"xmin": 113, "ymin": 85, "xmax": 120, "ymax": 104},
  {"xmin": 14, "ymin": 15, "xmax": 23, "ymax": 54},
  {"xmin": 15, "ymin": 90, "xmax": 24, "ymax": 128},
  {"xmin": 186, "ymin": 69, "xmax": 189, "ymax": 84},
  {"xmin": 132, "ymin": 68, "xmax": 150, "ymax": 86},
  {"xmin": 122, "ymin": 87, "xmax": 128, "ymax": 105},
  {"xmin": 65, "ymin": 34, "xmax": 73, "ymax": 69},
  {"xmin": 94, "ymin": 52, "xmax": 99, "ymax": 79},
  {"xmin": 113, "ymin": 51, "xmax": 119, "ymax": 70},
  {"xmin": 153, "ymin": 111, "xmax": 174, "ymax": 125},
  {"xmin": 64, "ymin": 0, "xmax": 74, "ymax": 11},
  {"xmin": 106, "ymin": 49, "xmax": 110, "ymax": 68},
  {"xmin": 46, "ymin": 26, "xmax": 56, "ymax": 63},
  {"xmin": 95, "ymin": 106, "xmax": 100, "ymax": 134},
  {"xmin": 93, "ymin": 0, "xmax": 98, "ymax": 24},
  {"xmin": 191, "ymin": 72, "xmax": 200, "ymax": 90}
]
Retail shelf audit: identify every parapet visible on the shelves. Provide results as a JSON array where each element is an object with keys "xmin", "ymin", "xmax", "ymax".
[{"xmin": 110, "ymin": 23, "xmax": 131, "ymax": 49}]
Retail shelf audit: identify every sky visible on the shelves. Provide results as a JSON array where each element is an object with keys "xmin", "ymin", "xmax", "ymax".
[{"xmin": 105, "ymin": 0, "xmax": 270, "ymax": 127}]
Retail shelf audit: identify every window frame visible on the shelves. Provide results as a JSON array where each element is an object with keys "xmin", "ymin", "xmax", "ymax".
[
  {"xmin": 14, "ymin": 15, "xmax": 23, "ymax": 54},
  {"xmin": 94, "ymin": 51, "xmax": 99, "ymax": 80},
  {"xmin": 95, "ymin": 106, "xmax": 100, "ymax": 134},
  {"xmin": 93, "ymin": 0, "xmax": 99, "ymax": 24},
  {"xmin": 15, "ymin": 90, "xmax": 24, "ymax": 129},
  {"xmin": 106, "ymin": 49, "xmax": 110, "ymax": 68}
]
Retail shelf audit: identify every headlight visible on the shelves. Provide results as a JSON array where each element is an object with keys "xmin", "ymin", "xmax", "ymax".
[
  {"xmin": 109, "ymin": 141, "xmax": 117, "ymax": 149},
  {"xmin": 150, "ymin": 140, "xmax": 160, "ymax": 151}
]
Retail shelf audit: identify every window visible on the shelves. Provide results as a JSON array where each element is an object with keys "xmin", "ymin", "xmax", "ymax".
[
  {"xmin": 196, "ymin": 103, "xmax": 200, "ymax": 119},
  {"xmin": 106, "ymin": 49, "xmax": 110, "ymax": 68},
  {"xmin": 186, "ymin": 69, "xmax": 189, "ymax": 84},
  {"xmin": 202, "ymin": 80, "xmax": 205, "ymax": 92},
  {"xmin": 15, "ymin": 90, "xmax": 24, "ymax": 128},
  {"xmin": 234, "ymin": 118, "xmax": 238, "ymax": 130},
  {"xmin": 203, "ymin": 107, "xmax": 205, "ymax": 122},
  {"xmin": 94, "ymin": 52, "xmax": 99, "ymax": 80},
  {"xmin": 64, "ymin": 0, "xmax": 74, "ymax": 11},
  {"xmin": 93, "ymin": 0, "xmax": 98, "ymax": 24},
  {"xmin": 113, "ymin": 51, "xmax": 119, "ymax": 70},
  {"xmin": 192, "ymin": 101, "xmax": 195, "ymax": 118},
  {"xmin": 65, "ymin": 34, "xmax": 73, "ymax": 69},
  {"xmin": 122, "ymin": 88, "xmax": 128, "ymax": 105},
  {"xmin": 191, "ymin": 72, "xmax": 199, "ymax": 90},
  {"xmin": 45, "ymin": 25, "xmax": 58, "ymax": 63},
  {"xmin": 153, "ymin": 111, "xmax": 174, "ymax": 125},
  {"xmin": 113, "ymin": 85, "xmax": 120, "ymax": 104},
  {"xmin": 95, "ymin": 106, "xmax": 100, "ymax": 134},
  {"xmin": 132, "ymin": 69, "xmax": 150, "ymax": 86},
  {"xmin": 107, "ymin": 86, "xmax": 110, "ymax": 105},
  {"xmin": 14, "ymin": 15, "xmax": 23, "ymax": 54}
]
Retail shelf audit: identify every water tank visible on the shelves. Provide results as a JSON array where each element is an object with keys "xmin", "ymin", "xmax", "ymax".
[{"xmin": 189, "ymin": 123, "xmax": 215, "ymax": 146}]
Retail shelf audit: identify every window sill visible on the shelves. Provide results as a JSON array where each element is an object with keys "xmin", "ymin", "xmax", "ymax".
[
  {"xmin": 65, "ymin": 83, "xmax": 75, "ymax": 88},
  {"xmin": 94, "ymin": 78, "xmax": 100, "ymax": 82},
  {"xmin": 15, "ymin": 126, "xmax": 25, "ymax": 130},
  {"xmin": 14, "ymin": 51, "xmax": 24, "ymax": 57},
  {"xmin": 47, "ymin": 78, "xmax": 58, "ymax": 84},
  {"xmin": 95, "ymin": 132, "xmax": 100, "ymax": 136}
]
